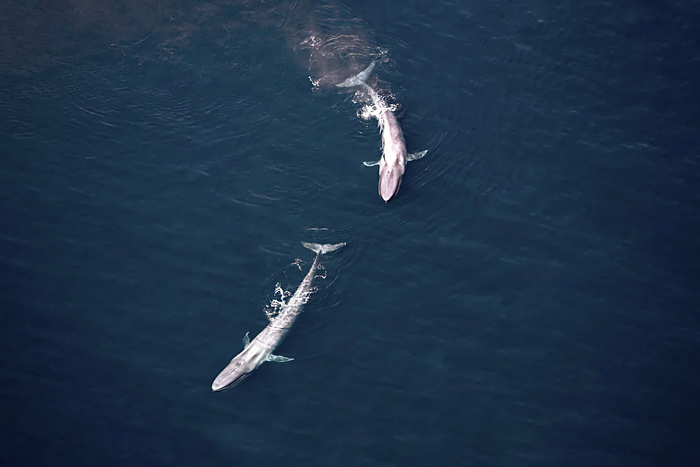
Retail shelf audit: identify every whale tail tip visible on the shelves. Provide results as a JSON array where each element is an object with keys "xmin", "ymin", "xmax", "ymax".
[
  {"xmin": 336, "ymin": 61, "xmax": 377, "ymax": 88},
  {"xmin": 302, "ymin": 242, "xmax": 346, "ymax": 255}
]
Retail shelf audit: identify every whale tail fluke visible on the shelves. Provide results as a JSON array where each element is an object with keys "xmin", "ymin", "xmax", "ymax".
[
  {"xmin": 302, "ymin": 242, "xmax": 346, "ymax": 256},
  {"xmin": 336, "ymin": 61, "xmax": 377, "ymax": 88}
]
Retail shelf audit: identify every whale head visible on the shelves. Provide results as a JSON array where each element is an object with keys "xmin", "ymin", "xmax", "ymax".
[
  {"xmin": 378, "ymin": 162, "xmax": 404, "ymax": 202},
  {"xmin": 211, "ymin": 355, "xmax": 255, "ymax": 392}
]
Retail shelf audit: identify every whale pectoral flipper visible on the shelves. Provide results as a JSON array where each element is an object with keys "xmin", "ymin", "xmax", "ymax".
[
  {"xmin": 242, "ymin": 332, "xmax": 251, "ymax": 349},
  {"xmin": 407, "ymin": 150, "xmax": 428, "ymax": 162},
  {"xmin": 268, "ymin": 354, "xmax": 294, "ymax": 363},
  {"xmin": 363, "ymin": 160, "xmax": 381, "ymax": 167}
]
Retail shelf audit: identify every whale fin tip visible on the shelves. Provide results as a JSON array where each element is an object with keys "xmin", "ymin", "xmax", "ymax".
[
  {"xmin": 407, "ymin": 150, "xmax": 428, "ymax": 162},
  {"xmin": 268, "ymin": 354, "xmax": 294, "ymax": 363}
]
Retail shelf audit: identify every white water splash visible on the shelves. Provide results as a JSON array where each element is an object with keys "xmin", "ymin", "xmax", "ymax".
[
  {"xmin": 357, "ymin": 98, "xmax": 400, "ymax": 124},
  {"xmin": 291, "ymin": 258, "xmax": 304, "ymax": 272},
  {"xmin": 263, "ymin": 282, "xmax": 293, "ymax": 321},
  {"xmin": 262, "ymin": 259, "xmax": 324, "ymax": 322},
  {"xmin": 300, "ymin": 35, "xmax": 322, "ymax": 49},
  {"xmin": 314, "ymin": 263, "xmax": 327, "ymax": 281},
  {"xmin": 351, "ymin": 84, "xmax": 399, "ymax": 122}
]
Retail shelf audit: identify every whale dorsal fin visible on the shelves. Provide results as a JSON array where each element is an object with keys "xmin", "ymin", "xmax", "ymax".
[
  {"xmin": 268, "ymin": 354, "xmax": 294, "ymax": 363},
  {"xmin": 242, "ymin": 332, "xmax": 251, "ymax": 349}
]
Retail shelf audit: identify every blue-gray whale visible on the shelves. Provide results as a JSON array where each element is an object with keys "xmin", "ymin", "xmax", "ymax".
[
  {"xmin": 211, "ymin": 241, "xmax": 345, "ymax": 391},
  {"xmin": 337, "ymin": 61, "xmax": 427, "ymax": 202}
]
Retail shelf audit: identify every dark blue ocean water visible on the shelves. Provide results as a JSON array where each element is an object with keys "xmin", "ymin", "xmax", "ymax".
[{"xmin": 1, "ymin": 1, "xmax": 699, "ymax": 466}]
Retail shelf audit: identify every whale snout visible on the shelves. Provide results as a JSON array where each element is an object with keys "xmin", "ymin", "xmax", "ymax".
[
  {"xmin": 212, "ymin": 371, "xmax": 250, "ymax": 392},
  {"xmin": 211, "ymin": 379, "xmax": 227, "ymax": 392},
  {"xmin": 212, "ymin": 359, "xmax": 251, "ymax": 392},
  {"xmin": 378, "ymin": 168, "xmax": 403, "ymax": 202}
]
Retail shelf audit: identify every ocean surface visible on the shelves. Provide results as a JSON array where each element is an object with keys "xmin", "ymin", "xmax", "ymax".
[{"xmin": 1, "ymin": 1, "xmax": 699, "ymax": 466}]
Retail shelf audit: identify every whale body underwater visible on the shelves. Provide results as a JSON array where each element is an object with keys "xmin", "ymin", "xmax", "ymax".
[
  {"xmin": 211, "ymin": 242, "xmax": 345, "ymax": 391},
  {"xmin": 337, "ymin": 61, "xmax": 428, "ymax": 202}
]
